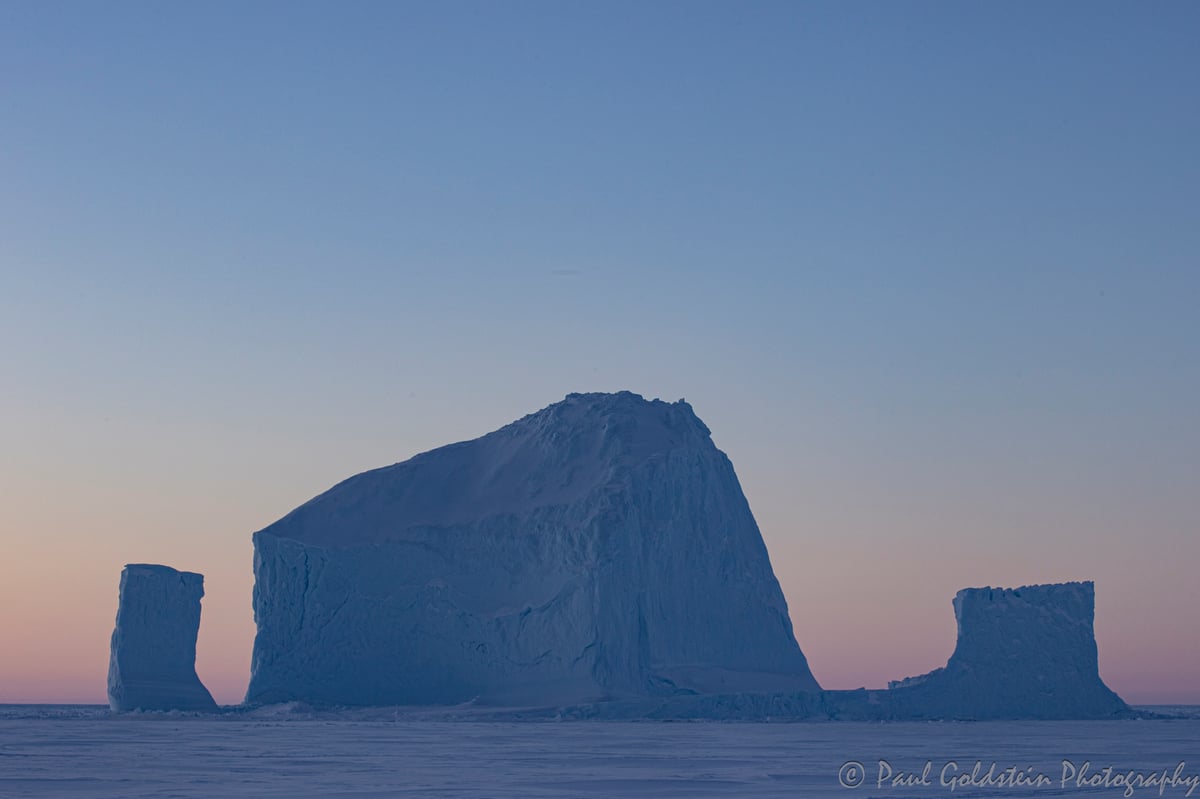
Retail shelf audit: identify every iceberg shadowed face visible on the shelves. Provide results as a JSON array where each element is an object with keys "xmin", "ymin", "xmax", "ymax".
[
  {"xmin": 107, "ymin": 564, "xmax": 216, "ymax": 713},
  {"xmin": 246, "ymin": 392, "xmax": 818, "ymax": 707}
]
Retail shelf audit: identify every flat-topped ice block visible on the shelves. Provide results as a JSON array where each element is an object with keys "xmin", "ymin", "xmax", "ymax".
[{"xmin": 108, "ymin": 563, "xmax": 217, "ymax": 712}]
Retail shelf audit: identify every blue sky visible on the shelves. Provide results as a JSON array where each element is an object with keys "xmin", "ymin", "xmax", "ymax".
[{"xmin": 1, "ymin": 2, "xmax": 1197, "ymax": 703}]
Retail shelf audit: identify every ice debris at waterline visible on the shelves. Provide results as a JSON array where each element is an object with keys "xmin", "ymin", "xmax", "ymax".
[
  {"xmin": 107, "ymin": 564, "xmax": 217, "ymax": 713},
  {"xmin": 247, "ymin": 391, "xmax": 820, "ymax": 706}
]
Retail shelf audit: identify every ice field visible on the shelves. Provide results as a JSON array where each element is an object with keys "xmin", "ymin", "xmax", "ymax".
[{"xmin": 1, "ymin": 706, "xmax": 1197, "ymax": 798}]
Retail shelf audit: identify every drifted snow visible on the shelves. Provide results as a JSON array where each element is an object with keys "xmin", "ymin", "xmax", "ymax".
[
  {"xmin": 107, "ymin": 564, "xmax": 217, "ymax": 713},
  {"xmin": 247, "ymin": 391, "xmax": 819, "ymax": 706}
]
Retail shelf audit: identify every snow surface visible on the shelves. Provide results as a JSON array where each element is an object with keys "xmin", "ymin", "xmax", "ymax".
[
  {"xmin": 1, "ymin": 707, "xmax": 1196, "ymax": 798},
  {"xmin": 107, "ymin": 564, "xmax": 216, "ymax": 713},
  {"xmin": 247, "ymin": 392, "xmax": 818, "ymax": 706}
]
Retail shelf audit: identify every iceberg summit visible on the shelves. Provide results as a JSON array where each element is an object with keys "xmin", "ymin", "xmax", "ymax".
[{"xmin": 246, "ymin": 392, "xmax": 819, "ymax": 706}]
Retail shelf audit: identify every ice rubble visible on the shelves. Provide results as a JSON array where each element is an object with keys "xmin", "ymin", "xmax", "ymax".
[
  {"xmin": 246, "ymin": 391, "xmax": 820, "ymax": 706},
  {"xmin": 107, "ymin": 564, "xmax": 217, "ymax": 712}
]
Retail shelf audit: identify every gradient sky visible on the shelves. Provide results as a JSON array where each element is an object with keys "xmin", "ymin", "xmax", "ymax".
[{"xmin": 2, "ymin": 1, "xmax": 1197, "ymax": 706}]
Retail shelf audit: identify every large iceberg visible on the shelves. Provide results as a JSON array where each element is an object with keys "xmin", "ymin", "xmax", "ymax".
[
  {"xmin": 246, "ymin": 391, "xmax": 819, "ymax": 706},
  {"xmin": 108, "ymin": 564, "xmax": 217, "ymax": 712}
]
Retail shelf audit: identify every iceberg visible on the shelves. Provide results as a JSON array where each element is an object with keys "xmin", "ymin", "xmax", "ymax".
[
  {"xmin": 107, "ymin": 564, "xmax": 217, "ymax": 713},
  {"xmin": 246, "ymin": 391, "xmax": 819, "ymax": 706},
  {"xmin": 883, "ymin": 580, "xmax": 1128, "ymax": 719}
]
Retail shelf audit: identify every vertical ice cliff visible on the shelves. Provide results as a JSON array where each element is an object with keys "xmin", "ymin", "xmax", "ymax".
[
  {"xmin": 246, "ymin": 391, "xmax": 818, "ymax": 706},
  {"xmin": 108, "ymin": 564, "xmax": 217, "ymax": 712},
  {"xmin": 885, "ymin": 581, "xmax": 1128, "ymax": 719}
]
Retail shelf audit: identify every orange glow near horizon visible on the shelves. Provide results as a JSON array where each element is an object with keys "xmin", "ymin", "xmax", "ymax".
[{"xmin": 2, "ymin": 443, "xmax": 1196, "ymax": 707}]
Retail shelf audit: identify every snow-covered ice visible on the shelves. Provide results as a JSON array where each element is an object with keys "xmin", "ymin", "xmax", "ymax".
[
  {"xmin": 0, "ymin": 707, "xmax": 1196, "ymax": 798},
  {"xmin": 248, "ymin": 392, "xmax": 818, "ymax": 707},
  {"xmin": 106, "ymin": 564, "xmax": 216, "ymax": 713}
]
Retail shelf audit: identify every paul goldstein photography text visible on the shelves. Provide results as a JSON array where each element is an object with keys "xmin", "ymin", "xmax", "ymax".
[{"xmin": 838, "ymin": 759, "xmax": 1200, "ymax": 796}]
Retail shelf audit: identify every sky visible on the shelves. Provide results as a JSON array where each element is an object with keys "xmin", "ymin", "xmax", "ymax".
[{"xmin": 1, "ymin": 1, "xmax": 1197, "ymax": 706}]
